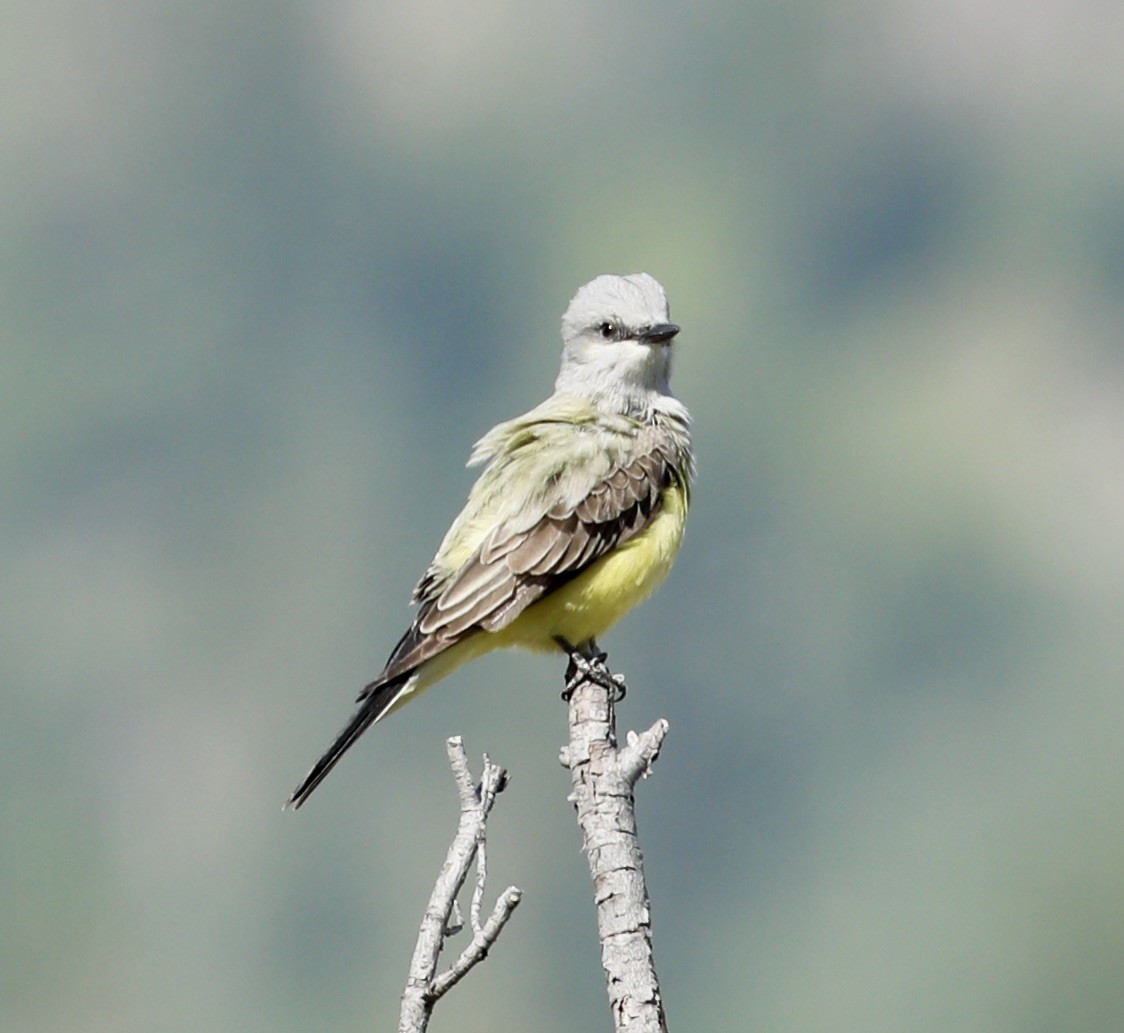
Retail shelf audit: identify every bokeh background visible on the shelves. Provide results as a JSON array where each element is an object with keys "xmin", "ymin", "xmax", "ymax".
[{"xmin": 6, "ymin": 1, "xmax": 1124, "ymax": 1030}]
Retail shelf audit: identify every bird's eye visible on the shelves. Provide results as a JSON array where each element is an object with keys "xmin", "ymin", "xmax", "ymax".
[{"xmin": 598, "ymin": 322, "xmax": 616, "ymax": 340}]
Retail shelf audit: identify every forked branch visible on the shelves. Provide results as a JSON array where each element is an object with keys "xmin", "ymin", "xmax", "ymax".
[
  {"xmin": 398, "ymin": 737, "xmax": 522, "ymax": 1033},
  {"xmin": 561, "ymin": 667, "xmax": 670, "ymax": 1033}
]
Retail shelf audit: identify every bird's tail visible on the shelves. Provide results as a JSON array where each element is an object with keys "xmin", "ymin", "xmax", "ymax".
[{"xmin": 284, "ymin": 672, "xmax": 413, "ymax": 809}]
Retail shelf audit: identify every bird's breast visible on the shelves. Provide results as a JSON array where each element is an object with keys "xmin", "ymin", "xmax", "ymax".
[{"xmin": 491, "ymin": 482, "xmax": 689, "ymax": 651}]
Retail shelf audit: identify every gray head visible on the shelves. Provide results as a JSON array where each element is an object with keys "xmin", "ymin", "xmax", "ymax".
[{"xmin": 554, "ymin": 273, "xmax": 681, "ymax": 416}]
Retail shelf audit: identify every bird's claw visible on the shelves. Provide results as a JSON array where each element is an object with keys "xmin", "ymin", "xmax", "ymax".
[{"xmin": 561, "ymin": 648, "xmax": 628, "ymax": 702}]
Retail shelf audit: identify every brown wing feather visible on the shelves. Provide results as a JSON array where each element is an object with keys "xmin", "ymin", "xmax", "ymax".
[{"xmin": 359, "ymin": 434, "xmax": 682, "ymax": 697}]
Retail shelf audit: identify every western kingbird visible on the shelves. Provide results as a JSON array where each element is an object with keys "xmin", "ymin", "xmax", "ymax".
[{"xmin": 286, "ymin": 273, "xmax": 693, "ymax": 808}]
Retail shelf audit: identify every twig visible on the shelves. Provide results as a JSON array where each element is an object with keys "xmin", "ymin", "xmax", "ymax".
[
  {"xmin": 398, "ymin": 737, "xmax": 523, "ymax": 1033},
  {"xmin": 560, "ymin": 667, "xmax": 670, "ymax": 1033}
]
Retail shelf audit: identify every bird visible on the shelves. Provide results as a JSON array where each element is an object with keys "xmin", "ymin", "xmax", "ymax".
[{"xmin": 286, "ymin": 273, "xmax": 693, "ymax": 808}]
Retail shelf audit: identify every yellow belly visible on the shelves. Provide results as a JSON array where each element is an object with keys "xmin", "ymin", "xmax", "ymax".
[
  {"xmin": 393, "ymin": 483, "xmax": 688, "ymax": 712},
  {"xmin": 492, "ymin": 481, "xmax": 688, "ymax": 651}
]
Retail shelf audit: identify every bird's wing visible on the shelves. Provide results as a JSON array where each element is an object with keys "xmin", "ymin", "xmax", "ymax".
[{"xmin": 360, "ymin": 415, "xmax": 686, "ymax": 696}]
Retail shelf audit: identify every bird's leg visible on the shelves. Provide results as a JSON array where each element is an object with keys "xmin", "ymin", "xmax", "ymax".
[{"xmin": 554, "ymin": 637, "xmax": 627, "ymax": 702}]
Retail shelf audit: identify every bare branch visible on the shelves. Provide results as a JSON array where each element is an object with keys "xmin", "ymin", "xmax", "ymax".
[
  {"xmin": 562, "ymin": 669, "xmax": 670, "ymax": 1033},
  {"xmin": 398, "ymin": 737, "xmax": 522, "ymax": 1033},
  {"xmin": 618, "ymin": 721, "xmax": 670, "ymax": 784},
  {"xmin": 429, "ymin": 885, "xmax": 523, "ymax": 1000}
]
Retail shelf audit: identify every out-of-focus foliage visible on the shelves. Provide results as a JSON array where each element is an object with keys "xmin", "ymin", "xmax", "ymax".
[{"xmin": 4, "ymin": 1, "xmax": 1124, "ymax": 1030}]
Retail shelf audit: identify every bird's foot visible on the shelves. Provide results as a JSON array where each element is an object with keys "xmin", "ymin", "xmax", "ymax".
[{"xmin": 556, "ymin": 638, "xmax": 628, "ymax": 702}]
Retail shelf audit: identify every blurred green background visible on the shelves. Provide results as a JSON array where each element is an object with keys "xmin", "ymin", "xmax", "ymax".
[{"xmin": 5, "ymin": 1, "xmax": 1124, "ymax": 1030}]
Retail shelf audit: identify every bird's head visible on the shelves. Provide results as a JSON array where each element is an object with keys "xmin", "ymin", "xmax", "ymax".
[{"xmin": 555, "ymin": 273, "xmax": 680, "ymax": 414}]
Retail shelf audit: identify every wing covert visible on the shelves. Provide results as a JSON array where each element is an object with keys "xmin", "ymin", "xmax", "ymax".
[{"xmin": 368, "ymin": 425, "xmax": 685, "ymax": 688}]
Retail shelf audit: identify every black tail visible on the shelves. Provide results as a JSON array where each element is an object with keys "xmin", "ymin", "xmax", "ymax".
[{"xmin": 285, "ymin": 673, "xmax": 411, "ymax": 809}]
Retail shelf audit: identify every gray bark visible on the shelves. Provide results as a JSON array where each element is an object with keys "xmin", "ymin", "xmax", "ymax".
[
  {"xmin": 561, "ymin": 678, "xmax": 670, "ymax": 1033},
  {"xmin": 398, "ymin": 738, "xmax": 522, "ymax": 1033}
]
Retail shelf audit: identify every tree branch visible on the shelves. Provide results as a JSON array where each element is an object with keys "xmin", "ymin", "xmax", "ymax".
[
  {"xmin": 398, "ymin": 737, "xmax": 522, "ymax": 1033},
  {"xmin": 561, "ymin": 671, "xmax": 670, "ymax": 1033}
]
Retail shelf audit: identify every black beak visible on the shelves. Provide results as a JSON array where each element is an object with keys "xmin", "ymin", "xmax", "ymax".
[{"xmin": 640, "ymin": 322, "xmax": 680, "ymax": 344}]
